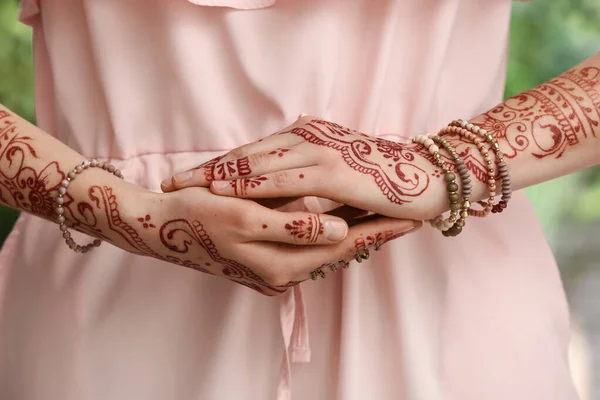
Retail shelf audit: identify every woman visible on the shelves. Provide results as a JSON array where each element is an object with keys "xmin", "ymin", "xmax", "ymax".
[{"xmin": 0, "ymin": 0, "xmax": 596, "ymax": 399}]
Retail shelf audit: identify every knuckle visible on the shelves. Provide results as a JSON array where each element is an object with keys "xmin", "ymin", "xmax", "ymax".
[
  {"xmin": 229, "ymin": 146, "xmax": 248, "ymax": 159},
  {"xmin": 272, "ymin": 171, "xmax": 288, "ymax": 188},
  {"xmin": 230, "ymin": 208, "xmax": 254, "ymax": 232},
  {"xmin": 247, "ymin": 152, "xmax": 265, "ymax": 169}
]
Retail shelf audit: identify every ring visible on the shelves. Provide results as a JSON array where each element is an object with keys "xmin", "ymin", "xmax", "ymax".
[
  {"xmin": 354, "ymin": 248, "xmax": 370, "ymax": 262},
  {"xmin": 340, "ymin": 260, "xmax": 350, "ymax": 269},
  {"xmin": 374, "ymin": 242, "xmax": 381, "ymax": 251},
  {"xmin": 311, "ymin": 268, "xmax": 326, "ymax": 280},
  {"xmin": 360, "ymin": 249, "xmax": 370, "ymax": 260}
]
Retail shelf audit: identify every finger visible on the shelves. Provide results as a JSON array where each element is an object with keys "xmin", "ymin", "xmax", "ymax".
[
  {"xmin": 218, "ymin": 132, "xmax": 304, "ymax": 167},
  {"xmin": 211, "ymin": 166, "xmax": 328, "ymax": 199},
  {"xmin": 161, "ymin": 154, "xmax": 225, "ymax": 192},
  {"xmin": 246, "ymin": 211, "xmax": 348, "ymax": 245},
  {"xmin": 236, "ymin": 217, "xmax": 420, "ymax": 288},
  {"xmin": 214, "ymin": 143, "xmax": 318, "ymax": 183},
  {"xmin": 163, "ymin": 138, "xmax": 307, "ymax": 192},
  {"xmin": 289, "ymin": 217, "xmax": 422, "ymax": 280}
]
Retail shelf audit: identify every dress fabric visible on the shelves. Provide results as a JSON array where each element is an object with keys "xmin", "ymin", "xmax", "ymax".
[{"xmin": 0, "ymin": 0, "xmax": 577, "ymax": 399}]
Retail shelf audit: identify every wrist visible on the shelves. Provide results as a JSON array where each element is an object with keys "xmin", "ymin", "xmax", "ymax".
[{"xmin": 62, "ymin": 165, "xmax": 158, "ymax": 252}]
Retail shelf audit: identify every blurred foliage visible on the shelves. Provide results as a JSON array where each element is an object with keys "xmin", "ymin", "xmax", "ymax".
[
  {"xmin": 0, "ymin": 0, "xmax": 31, "ymax": 242},
  {"xmin": 508, "ymin": 1, "xmax": 600, "ymax": 247},
  {"xmin": 0, "ymin": 0, "xmax": 599, "ymax": 247}
]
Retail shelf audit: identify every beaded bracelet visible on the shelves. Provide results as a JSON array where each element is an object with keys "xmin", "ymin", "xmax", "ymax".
[
  {"xmin": 54, "ymin": 159, "xmax": 124, "ymax": 253},
  {"xmin": 412, "ymin": 134, "xmax": 465, "ymax": 237},
  {"xmin": 439, "ymin": 125, "xmax": 496, "ymax": 217},
  {"xmin": 430, "ymin": 135, "xmax": 471, "ymax": 235},
  {"xmin": 448, "ymin": 120, "xmax": 512, "ymax": 213}
]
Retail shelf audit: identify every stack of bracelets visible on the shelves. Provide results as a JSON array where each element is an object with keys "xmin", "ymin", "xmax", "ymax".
[{"xmin": 412, "ymin": 119, "xmax": 512, "ymax": 237}]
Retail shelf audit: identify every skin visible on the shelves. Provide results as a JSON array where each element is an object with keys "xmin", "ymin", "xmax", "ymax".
[
  {"xmin": 163, "ymin": 52, "xmax": 600, "ymax": 222},
  {"xmin": 0, "ymin": 105, "xmax": 421, "ymax": 296}
]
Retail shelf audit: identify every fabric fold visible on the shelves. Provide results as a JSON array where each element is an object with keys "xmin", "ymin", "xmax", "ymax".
[{"xmin": 277, "ymin": 285, "xmax": 311, "ymax": 400}]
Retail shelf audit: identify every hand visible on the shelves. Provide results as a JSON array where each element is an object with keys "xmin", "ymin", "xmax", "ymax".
[
  {"xmin": 70, "ymin": 183, "xmax": 420, "ymax": 296},
  {"xmin": 162, "ymin": 116, "xmax": 445, "ymax": 221}
]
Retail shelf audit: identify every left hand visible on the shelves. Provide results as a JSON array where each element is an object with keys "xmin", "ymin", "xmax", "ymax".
[{"xmin": 162, "ymin": 116, "xmax": 444, "ymax": 220}]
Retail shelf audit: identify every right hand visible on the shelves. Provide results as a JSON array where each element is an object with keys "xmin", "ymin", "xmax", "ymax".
[{"xmin": 72, "ymin": 184, "xmax": 420, "ymax": 296}]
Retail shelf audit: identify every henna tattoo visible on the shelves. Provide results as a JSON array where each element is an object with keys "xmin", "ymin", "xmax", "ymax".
[
  {"xmin": 280, "ymin": 120, "xmax": 430, "ymax": 206},
  {"xmin": 159, "ymin": 219, "xmax": 285, "ymax": 293},
  {"xmin": 192, "ymin": 155, "xmax": 225, "ymax": 183},
  {"xmin": 215, "ymin": 157, "xmax": 252, "ymax": 180},
  {"xmin": 462, "ymin": 66, "xmax": 600, "ymax": 182},
  {"xmin": 137, "ymin": 214, "xmax": 156, "ymax": 229},
  {"xmin": 269, "ymin": 148, "xmax": 290, "ymax": 157},
  {"xmin": 284, "ymin": 215, "xmax": 324, "ymax": 243},
  {"xmin": 354, "ymin": 230, "xmax": 403, "ymax": 251},
  {"xmin": 299, "ymin": 174, "xmax": 304, "ymax": 179},
  {"xmin": 262, "ymin": 224, "xmax": 268, "ymax": 229},
  {"xmin": 230, "ymin": 175, "xmax": 267, "ymax": 196},
  {"xmin": 0, "ymin": 111, "xmax": 66, "ymax": 219},
  {"xmin": 72, "ymin": 185, "xmax": 287, "ymax": 295}
]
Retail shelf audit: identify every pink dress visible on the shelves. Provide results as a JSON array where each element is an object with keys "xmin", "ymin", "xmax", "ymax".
[{"xmin": 1, "ymin": 0, "xmax": 577, "ymax": 399}]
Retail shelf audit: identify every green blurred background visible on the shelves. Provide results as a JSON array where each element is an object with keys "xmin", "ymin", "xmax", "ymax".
[{"xmin": 1, "ymin": 0, "xmax": 600, "ymax": 397}]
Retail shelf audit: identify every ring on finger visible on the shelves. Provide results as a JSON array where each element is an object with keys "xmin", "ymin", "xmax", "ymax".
[
  {"xmin": 311, "ymin": 268, "xmax": 326, "ymax": 280},
  {"xmin": 354, "ymin": 248, "xmax": 370, "ymax": 263}
]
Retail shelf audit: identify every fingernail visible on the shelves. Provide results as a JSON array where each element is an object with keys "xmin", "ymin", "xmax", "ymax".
[
  {"xmin": 212, "ymin": 181, "xmax": 230, "ymax": 191},
  {"xmin": 172, "ymin": 170, "xmax": 194, "ymax": 184},
  {"xmin": 160, "ymin": 178, "xmax": 173, "ymax": 190},
  {"xmin": 324, "ymin": 220, "xmax": 348, "ymax": 242}
]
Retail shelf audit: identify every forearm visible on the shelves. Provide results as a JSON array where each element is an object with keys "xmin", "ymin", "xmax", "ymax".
[
  {"xmin": 442, "ymin": 52, "xmax": 600, "ymax": 210},
  {"xmin": 0, "ymin": 105, "xmax": 151, "ymax": 251}
]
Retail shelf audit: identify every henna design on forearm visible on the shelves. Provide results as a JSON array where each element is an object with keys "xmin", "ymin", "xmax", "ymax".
[
  {"xmin": 284, "ymin": 215, "xmax": 324, "ymax": 244},
  {"xmin": 459, "ymin": 66, "xmax": 600, "ymax": 182},
  {"xmin": 0, "ymin": 110, "xmax": 66, "ymax": 219}
]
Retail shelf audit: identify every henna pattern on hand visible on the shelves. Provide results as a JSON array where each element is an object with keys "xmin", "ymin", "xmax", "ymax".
[
  {"xmin": 284, "ymin": 215, "xmax": 324, "ymax": 244},
  {"xmin": 72, "ymin": 185, "xmax": 288, "ymax": 295},
  {"xmin": 354, "ymin": 230, "xmax": 404, "ymax": 251},
  {"xmin": 137, "ymin": 214, "xmax": 156, "ymax": 229},
  {"xmin": 158, "ymin": 219, "xmax": 280, "ymax": 293},
  {"xmin": 191, "ymin": 155, "xmax": 225, "ymax": 183},
  {"xmin": 269, "ymin": 148, "xmax": 291, "ymax": 157},
  {"xmin": 216, "ymin": 157, "xmax": 252, "ymax": 180},
  {"xmin": 0, "ymin": 110, "xmax": 66, "ymax": 219},
  {"xmin": 230, "ymin": 176, "xmax": 267, "ymax": 196},
  {"xmin": 280, "ymin": 120, "xmax": 430, "ymax": 206}
]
